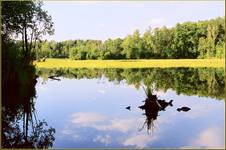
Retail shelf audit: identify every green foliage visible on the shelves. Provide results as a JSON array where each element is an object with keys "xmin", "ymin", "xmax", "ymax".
[
  {"xmin": 142, "ymin": 29, "xmax": 154, "ymax": 58},
  {"xmin": 33, "ymin": 16, "xmax": 224, "ymax": 60},
  {"xmin": 172, "ymin": 22, "xmax": 199, "ymax": 58},
  {"xmin": 122, "ymin": 29, "xmax": 143, "ymax": 59},
  {"xmin": 215, "ymin": 41, "xmax": 225, "ymax": 58},
  {"xmin": 2, "ymin": 1, "xmax": 54, "ymax": 63},
  {"xmin": 152, "ymin": 26, "xmax": 174, "ymax": 58}
]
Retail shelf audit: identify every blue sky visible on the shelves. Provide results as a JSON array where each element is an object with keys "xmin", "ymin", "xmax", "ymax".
[{"xmin": 43, "ymin": 1, "xmax": 224, "ymax": 41}]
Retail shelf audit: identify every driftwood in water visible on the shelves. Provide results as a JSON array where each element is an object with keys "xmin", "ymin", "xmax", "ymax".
[{"xmin": 48, "ymin": 75, "xmax": 61, "ymax": 81}]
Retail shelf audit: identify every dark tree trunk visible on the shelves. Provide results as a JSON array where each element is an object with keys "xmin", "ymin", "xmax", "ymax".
[
  {"xmin": 22, "ymin": 31, "xmax": 25, "ymax": 53},
  {"xmin": 24, "ymin": 26, "xmax": 29, "ymax": 62},
  {"xmin": 23, "ymin": 15, "xmax": 30, "ymax": 65},
  {"xmin": 30, "ymin": 30, "xmax": 33, "ymax": 51}
]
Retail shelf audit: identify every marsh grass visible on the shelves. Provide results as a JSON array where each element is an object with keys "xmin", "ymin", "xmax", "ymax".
[{"xmin": 34, "ymin": 58, "xmax": 225, "ymax": 68}]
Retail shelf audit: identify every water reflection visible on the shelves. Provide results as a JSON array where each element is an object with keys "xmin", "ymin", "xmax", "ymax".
[
  {"xmin": 2, "ymin": 67, "xmax": 55, "ymax": 148},
  {"xmin": 36, "ymin": 67, "xmax": 225, "ymax": 100},
  {"xmin": 30, "ymin": 67, "xmax": 225, "ymax": 148}
]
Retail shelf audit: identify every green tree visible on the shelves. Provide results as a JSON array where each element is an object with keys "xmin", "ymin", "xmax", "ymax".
[
  {"xmin": 152, "ymin": 26, "xmax": 174, "ymax": 58},
  {"xmin": 122, "ymin": 29, "xmax": 142, "ymax": 59},
  {"xmin": 2, "ymin": 1, "xmax": 54, "ymax": 63},
  {"xmin": 172, "ymin": 22, "xmax": 199, "ymax": 58},
  {"xmin": 142, "ymin": 28, "xmax": 154, "ymax": 58}
]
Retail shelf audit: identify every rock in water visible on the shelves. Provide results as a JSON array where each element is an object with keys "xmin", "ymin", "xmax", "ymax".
[
  {"xmin": 177, "ymin": 107, "xmax": 191, "ymax": 112},
  {"xmin": 126, "ymin": 106, "xmax": 131, "ymax": 111}
]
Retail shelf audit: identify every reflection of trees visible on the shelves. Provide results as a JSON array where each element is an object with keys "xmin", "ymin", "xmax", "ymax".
[
  {"xmin": 37, "ymin": 67, "xmax": 225, "ymax": 99},
  {"xmin": 2, "ymin": 113, "xmax": 55, "ymax": 148},
  {"xmin": 2, "ymin": 67, "xmax": 55, "ymax": 148}
]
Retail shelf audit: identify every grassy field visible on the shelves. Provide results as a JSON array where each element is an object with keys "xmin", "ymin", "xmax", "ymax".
[{"xmin": 34, "ymin": 58, "xmax": 225, "ymax": 68}]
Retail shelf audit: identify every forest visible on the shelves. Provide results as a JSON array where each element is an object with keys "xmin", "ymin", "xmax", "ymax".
[{"xmin": 31, "ymin": 16, "xmax": 225, "ymax": 60}]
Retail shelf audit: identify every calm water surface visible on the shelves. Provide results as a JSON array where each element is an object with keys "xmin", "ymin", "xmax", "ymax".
[{"xmin": 35, "ymin": 68, "xmax": 225, "ymax": 148}]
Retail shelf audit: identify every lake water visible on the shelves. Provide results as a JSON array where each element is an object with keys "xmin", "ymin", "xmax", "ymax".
[{"xmin": 33, "ymin": 67, "xmax": 225, "ymax": 148}]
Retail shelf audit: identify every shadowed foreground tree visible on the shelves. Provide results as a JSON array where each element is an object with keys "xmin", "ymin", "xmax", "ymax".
[
  {"xmin": 1, "ymin": 1, "xmax": 55, "ymax": 148},
  {"xmin": 2, "ymin": 0, "xmax": 54, "ymax": 62}
]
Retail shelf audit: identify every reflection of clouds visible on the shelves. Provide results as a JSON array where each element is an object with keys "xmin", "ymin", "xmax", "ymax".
[
  {"xmin": 72, "ymin": 134, "xmax": 80, "ymax": 140},
  {"xmin": 61, "ymin": 128, "xmax": 80, "ymax": 141},
  {"xmin": 183, "ymin": 104, "xmax": 222, "ymax": 119},
  {"xmin": 97, "ymin": 89, "xmax": 106, "ymax": 94},
  {"xmin": 94, "ymin": 118, "xmax": 140, "ymax": 133},
  {"xmin": 182, "ymin": 127, "xmax": 224, "ymax": 148},
  {"xmin": 70, "ymin": 112, "xmax": 144, "ymax": 133},
  {"xmin": 71, "ymin": 112, "xmax": 106, "ymax": 126},
  {"xmin": 61, "ymin": 129, "xmax": 73, "ymax": 135},
  {"xmin": 192, "ymin": 127, "xmax": 224, "ymax": 148},
  {"xmin": 93, "ymin": 135, "xmax": 112, "ymax": 146},
  {"xmin": 123, "ymin": 134, "xmax": 157, "ymax": 148},
  {"xmin": 153, "ymin": 90, "xmax": 166, "ymax": 97},
  {"xmin": 156, "ymin": 114, "xmax": 174, "ymax": 126}
]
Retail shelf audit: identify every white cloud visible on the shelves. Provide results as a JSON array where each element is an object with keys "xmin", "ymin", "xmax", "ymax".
[
  {"xmin": 71, "ymin": 112, "xmax": 106, "ymax": 126},
  {"xmin": 123, "ymin": 134, "xmax": 157, "ymax": 148},
  {"xmin": 93, "ymin": 135, "xmax": 112, "ymax": 146},
  {"xmin": 184, "ymin": 127, "xmax": 224, "ymax": 148}
]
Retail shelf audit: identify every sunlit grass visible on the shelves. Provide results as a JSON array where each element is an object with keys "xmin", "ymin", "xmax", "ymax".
[{"xmin": 34, "ymin": 58, "xmax": 225, "ymax": 68}]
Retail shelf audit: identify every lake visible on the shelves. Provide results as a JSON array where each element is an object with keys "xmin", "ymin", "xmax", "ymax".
[
  {"xmin": 33, "ymin": 67, "xmax": 225, "ymax": 148},
  {"xmin": 2, "ymin": 67, "xmax": 224, "ymax": 148}
]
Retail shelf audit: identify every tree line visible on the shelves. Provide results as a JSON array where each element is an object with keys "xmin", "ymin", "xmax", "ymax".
[{"xmin": 33, "ymin": 16, "xmax": 225, "ymax": 60}]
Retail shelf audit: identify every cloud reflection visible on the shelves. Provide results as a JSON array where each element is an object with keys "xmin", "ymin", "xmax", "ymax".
[
  {"xmin": 123, "ymin": 134, "xmax": 157, "ymax": 148},
  {"xmin": 94, "ymin": 118, "xmax": 140, "ymax": 133},
  {"xmin": 93, "ymin": 135, "xmax": 112, "ymax": 146},
  {"xmin": 191, "ymin": 127, "xmax": 224, "ymax": 148},
  {"xmin": 71, "ymin": 112, "xmax": 106, "ymax": 126},
  {"xmin": 97, "ymin": 89, "xmax": 106, "ymax": 94},
  {"xmin": 71, "ymin": 112, "xmax": 142, "ymax": 133}
]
